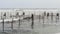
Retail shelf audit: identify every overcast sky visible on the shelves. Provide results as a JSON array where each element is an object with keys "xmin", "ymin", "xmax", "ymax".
[{"xmin": 0, "ymin": 0, "xmax": 60, "ymax": 8}]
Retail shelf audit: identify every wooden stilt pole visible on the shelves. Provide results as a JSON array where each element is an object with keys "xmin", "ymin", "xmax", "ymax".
[
  {"xmin": 56, "ymin": 16, "xmax": 57, "ymax": 23},
  {"xmin": 11, "ymin": 18, "xmax": 13, "ymax": 31},
  {"xmin": 39, "ymin": 15, "xmax": 41, "ymax": 22},
  {"xmin": 43, "ymin": 16, "xmax": 44, "ymax": 24},
  {"xmin": 19, "ymin": 18, "xmax": 20, "ymax": 27},
  {"xmin": 2, "ymin": 18, "xmax": 4, "ymax": 32}
]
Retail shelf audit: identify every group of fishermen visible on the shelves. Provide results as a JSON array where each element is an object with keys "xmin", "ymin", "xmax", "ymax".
[
  {"xmin": 3, "ymin": 12, "xmax": 59, "ymax": 20},
  {"xmin": 31, "ymin": 12, "xmax": 60, "ymax": 29},
  {"xmin": 1, "ymin": 11, "xmax": 60, "ymax": 32},
  {"xmin": 44, "ymin": 12, "xmax": 59, "ymax": 19}
]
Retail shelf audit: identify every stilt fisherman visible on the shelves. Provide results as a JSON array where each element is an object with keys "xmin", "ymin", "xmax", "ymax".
[
  {"xmin": 3, "ymin": 12, "xmax": 6, "ymax": 19},
  {"xmin": 47, "ymin": 12, "xmax": 49, "ymax": 19},
  {"xmin": 51, "ymin": 12, "xmax": 53, "ymax": 20},
  {"xmin": 44, "ymin": 11, "xmax": 46, "ymax": 16},
  {"xmin": 16, "ymin": 12, "xmax": 19, "ymax": 18},
  {"xmin": 23, "ymin": 12, "xmax": 25, "ymax": 15},
  {"xmin": 56, "ymin": 13, "xmax": 59, "ymax": 19},
  {"xmin": 31, "ymin": 14, "xmax": 34, "ymax": 29}
]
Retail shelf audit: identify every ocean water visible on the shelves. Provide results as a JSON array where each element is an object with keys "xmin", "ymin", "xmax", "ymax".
[
  {"xmin": 0, "ymin": 15, "xmax": 59, "ymax": 34},
  {"xmin": 0, "ymin": 9, "xmax": 60, "ymax": 34}
]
